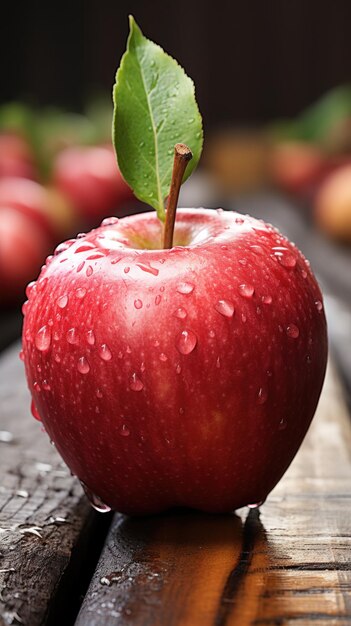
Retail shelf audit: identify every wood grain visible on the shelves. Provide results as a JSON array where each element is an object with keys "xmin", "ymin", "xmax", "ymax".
[
  {"xmin": 0, "ymin": 343, "xmax": 111, "ymax": 626},
  {"xmin": 76, "ymin": 361, "xmax": 351, "ymax": 626}
]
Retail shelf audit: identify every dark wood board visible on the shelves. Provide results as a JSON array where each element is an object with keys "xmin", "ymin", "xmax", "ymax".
[
  {"xmin": 76, "ymin": 362, "xmax": 351, "ymax": 626},
  {"xmin": 0, "ymin": 343, "xmax": 111, "ymax": 626}
]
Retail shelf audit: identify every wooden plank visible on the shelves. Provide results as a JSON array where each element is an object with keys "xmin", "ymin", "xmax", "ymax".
[
  {"xmin": 0, "ymin": 343, "xmax": 111, "ymax": 626},
  {"xmin": 76, "ymin": 361, "xmax": 351, "ymax": 626}
]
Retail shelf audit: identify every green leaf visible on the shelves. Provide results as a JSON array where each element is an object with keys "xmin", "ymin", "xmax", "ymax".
[
  {"xmin": 113, "ymin": 16, "xmax": 203, "ymax": 221},
  {"xmin": 297, "ymin": 85, "xmax": 351, "ymax": 144}
]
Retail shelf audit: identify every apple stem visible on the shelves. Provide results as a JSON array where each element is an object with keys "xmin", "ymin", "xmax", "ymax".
[{"xmin": 163, "ymin": 143, "xmax": 193, "ymax": 249}]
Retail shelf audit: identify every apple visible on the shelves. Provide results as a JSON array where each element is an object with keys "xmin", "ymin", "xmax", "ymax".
[
  {"xmin": 314, "ymin": 164, "xmax": 351, "ymax": 243},
  {"xmin": 0, "ymin": 132, "xmax": 37, "ymax": 180},
  {"xmin": 0, "ymin": 205, "xmax": 52, "ymax": 304},
  {"xmin": 0, "ymin": 177, "xmax": 77, "ymax": 241},
  {"xmin": 52, "ymin": 144, "xmax": 133, "ymax": 225},
  {"xmin": 269, "ymin": 141, "xmax": 326, "ymax": 199},
  {"xmin": 21, "ymin": 208, "xmax": 327, "ymax": 514}
]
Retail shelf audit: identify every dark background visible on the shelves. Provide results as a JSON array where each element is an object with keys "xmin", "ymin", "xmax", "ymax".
[{"xmin": 2, "ymin": 0, "xmax": 351, "ymax": 128}]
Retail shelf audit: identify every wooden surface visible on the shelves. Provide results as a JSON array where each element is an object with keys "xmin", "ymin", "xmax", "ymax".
[{"xmin": 0, "ymin": 344, "xmax": 112, "ymax": 626}]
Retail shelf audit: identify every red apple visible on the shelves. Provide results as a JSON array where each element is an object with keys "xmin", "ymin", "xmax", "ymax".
[
  {"xmin": 270, "ymin": 141, "xmax": 326, "ymax": 199},
  {"xmin": 0, "ymin": 177, "xmax": 77, "ymax": 241},
  {"xmin": 0, "ymin": 132, "xmax": 37, "ymax": 180},
  {"xmin": 53, "ymin": 145, "xmax": 133, "ymax": 225},
  {"xmin": 0, "ymin": 206, "xmax": 52, "ymax": 304},
  {"xmin": 21, "ymin": 209, "xmax": 327, "ymax": 514}
]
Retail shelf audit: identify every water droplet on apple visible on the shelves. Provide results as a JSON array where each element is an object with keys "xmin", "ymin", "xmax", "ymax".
[
  {"xmin": 19, "ymin": 350, "xmax": 24, "ymax": 361},
  {"xmin": 129, "ymin": 373, "xmax": 144, "ymax": 391},
  {"xmin": 33, "ymin": 381, "xmax": 41, "ymax": 392},
  {"xmin": 76, "ymin": 261, "xmax": 85, "ymax": 273},
  {"xmin": 80, "ymin": 481, "xmax": 111, "ymax": 513},
  {"xmin": 238, "ymin": 258, "xmax": 247, "ymax": 266},
  {"xmin": 159, "ymin": 353, "xmax": 168, "ymax": 362},
  {"xmin": 262, "ymin": 295, "xmax": 272, "ymax": 304},
  {"xmin": 75, "ymin": 242, "xmax": 95, "ymax": 253},
  {"xmin": 98, "ymin": 344, "xmax": 112, "ymax": 361},
  {"xmin": 77, "ymin": 356, "xmax": 90, "ymax": 374},
  {"xmin": 136, "ymin": 261, "xmax": 159, "ymax": 276},
  {"xmin": 119, "ymin": 424, "xmax": 130, "ymax": 436},
  {"xmin": 286, "ymin": 324, "xmax": 299, "ymax": 339},
  {"xmin": 239, "ymin": 284, "xmax": 255, "ymax": 298},
  {"xmin": 86, "ymin": 265, "xmax": 93, "ymax": 277},
  {"xmin": 279, "ymin": 253, "xmax": 297, "ymax": 268},
  {"xmin": 155, "ymin": 295, "xmax": 161, "ymax": 305},
  {"xmin": 247, "ymin": 500, "xmax": 265, "ymax": 509},
  {"xmin": 301, "ymin": 269, "xmax": 307, "ymax": 279},
  {"xmin": 101, "ymin": 217, "xmax": 119, "ymax": 226},
  {"xmin": 279, "ymin": 418, "xmax": 287, "ymax": 430},
  {"xmin": 55, "ymin": 240, "xmax": 75, "ymax": 255},
  {"xmin": 315, "ymin": 300, "xmax": 323, "ymax": 313},
  {"xmin": 96, "ymin": 388, "xmax": 103, "ymax": 398},
  {"xmin": 257, "ymin": 387, "xmax": 268, "ymax": 404},
  {"xmin": 57, "ymin": 295, "xmax": 68, "ymax": 309},
  {"xmin": 54, "ymin": 353, "xmax": 61, "ymax": 363},
  {"xmin": 67, "ymin": 328, "xmax": 78, "ymax": 344},
  {"xmin": 87, "ymin": 253, "xmax": 105, "ymax": 260},
  {"xmin": 176, "ymin": 282, "xmax": 194, "ymax": 295},
  {"xmin": 209, "ymin": 329, "xmax": 216, "ymax": 338},
  {"xmin": 31, "ymin": 400, "xmax": 41, "ymax": 421},
  {"xmin": 176, "ymin": 330, "xmax": 197, "ymax": 355},
  {"xmin": 214, "ymin": 299, "xmax": 235, "ymax": 318},
  {"xmin": 76, "ymin": 287, "xmax": 87, "ymax": 299},
  {"xmin": 26, "ymin": 281, "xmax": 36, "ymax": 298},
  {"xmin": 134, "ymin": 299, "xmax": 143, "ymax": 309},
  {"xmin": 174, "ymin": 307, "xmax": 187, "ymax": 319},
  {"xmin": 35, "ymin": 326, "xmax": 51, "ymax": 351},
  {"xmin": 176, "ymin": 363, "xmax": 182, "ymax": 374},
  {"xmin": 42, "ymin": 380, "xmax": 51, "ymax": 391},
  {"xmin": 124, "ymin": 266, "xmax": 130, "ymax": 274},
  {"xmin": 86, "ymin": 330, "xmax": 95, "ymax": 345},
  {"xmin": 22, "ymin": 301, "xmax": 29, "ymax": 315},
  {"xmin": 216, "ymin": 356, "xmax": 221, "ymax": 368}
]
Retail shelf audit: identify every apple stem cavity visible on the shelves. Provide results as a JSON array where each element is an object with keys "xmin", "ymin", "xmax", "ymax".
[{"xmin": 163, "ymin": 143, "xmax": 193, "ymax": 249}]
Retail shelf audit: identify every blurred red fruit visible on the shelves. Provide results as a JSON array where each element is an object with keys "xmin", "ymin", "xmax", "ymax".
[
  {"xmin": 0, "ymin": 133, "xmax": 37, "ymax": 180},
  {"xmin": 53, "ymin": 145, "xmax": 133, "ymax": 224},
  {"xmin": 0, "ymin": 206, "xmax": 52, "ymax": 304}
]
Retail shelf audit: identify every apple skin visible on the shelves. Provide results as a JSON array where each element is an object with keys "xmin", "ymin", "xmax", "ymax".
[
  {"xmin": 53, "ymin": 145, "xmax": 133, "ymax": 225},
  {"xmin": 22, "ymin": 209, "xmax": 327, "ymax": 514}
]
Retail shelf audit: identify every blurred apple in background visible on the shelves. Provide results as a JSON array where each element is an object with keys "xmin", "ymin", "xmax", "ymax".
[
  {"xmin": 315, "ymin": 164, "xmax": 351, "ymax": 243},
  {"xmin": 0, "ymin": 177, "xmax": 76, "ymax": 242},
  {"xmin": 0, "ymin": 206, "xmax": 52, "ymax": 305},
  {"xmin": 0, "ymin": 133, "xmax": 38, "ymax": 181},
  {"xmin": 52, "ymin": 144, "xmax": 133, "ymax": 225},
  {"xmin": 269, "ymin": 141, "xmax": 326, "ymax": 199}
]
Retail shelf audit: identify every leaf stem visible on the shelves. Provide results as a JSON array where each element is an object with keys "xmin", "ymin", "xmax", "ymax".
[{"xmin": 163, "ymin": 144, "xmax": 193, "ymax": 249}]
